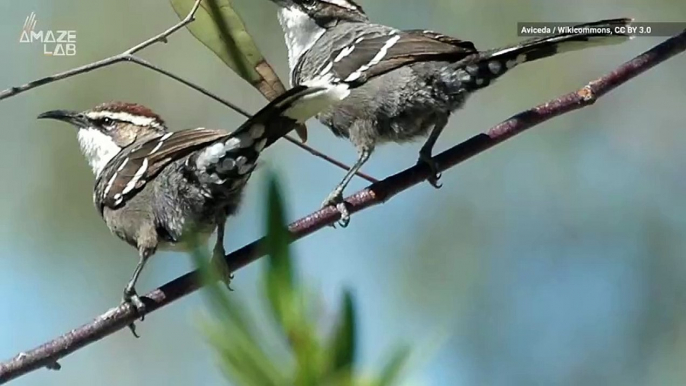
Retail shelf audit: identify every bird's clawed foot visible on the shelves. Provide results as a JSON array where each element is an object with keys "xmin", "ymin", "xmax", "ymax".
[
  {"xmin": 212, "ymin": 246, "xmax": 235, "ymax": 291},
  {"xmin": 417, "ymin": 151, "xmax": 442, "ymax": 189},
  {"xmin": 122, "ymin": 287, "xmax": 146, "ymax": 338},
  {"xmin": 321, "ymin": 190, "xmax": 351, "ymax": 228}
]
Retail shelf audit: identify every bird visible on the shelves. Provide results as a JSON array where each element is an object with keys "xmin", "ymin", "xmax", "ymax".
[
  {"xmin": 267, "ymin": 0, "xmax": 632, "ymax": 226},
  {"xmin": 37, "ymin": 84, "xmax": 343, "ymax": 334}
]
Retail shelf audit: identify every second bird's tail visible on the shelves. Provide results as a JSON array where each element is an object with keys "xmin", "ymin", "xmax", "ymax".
[{"xmin": 453, "ymin": 18, "xmax": 633, "ymax": 91}]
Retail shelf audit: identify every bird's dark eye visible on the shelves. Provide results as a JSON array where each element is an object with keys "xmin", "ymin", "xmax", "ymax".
[{"xmin": 99, "ymin": 117, "xmax": 114, "ymax": 127}]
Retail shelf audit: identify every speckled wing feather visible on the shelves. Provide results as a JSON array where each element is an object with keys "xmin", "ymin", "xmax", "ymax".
[
  {"xmin": 316, "ymin": 30, "xmax": 477, "ymax": 86},
  {"xmin": 95, "ymin": 129, "xmax": 229, "ymax": 212}
]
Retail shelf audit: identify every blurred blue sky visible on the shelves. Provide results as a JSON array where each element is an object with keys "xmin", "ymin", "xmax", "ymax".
[{"xmin": 1, "ymin": 0, "xmax": 686, "ymax": 385}]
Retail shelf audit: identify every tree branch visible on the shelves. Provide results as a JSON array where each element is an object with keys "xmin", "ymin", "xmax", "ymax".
[
  {"xmin": 1, "ymin": 30, "xmax": 684, "ymax": 385},
  {"xmin": 0, "ymin": 0, "xmax": 376, "ymax": 184}
]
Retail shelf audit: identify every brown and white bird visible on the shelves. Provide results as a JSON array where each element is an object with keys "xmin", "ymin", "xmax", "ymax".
[
  {"xmin": 37, "ymin": 84, "xmax": 341, "ymax": 333},
  {"xmin": 268, "ymin": 0, "xmax": 632, "ymax": 226}
]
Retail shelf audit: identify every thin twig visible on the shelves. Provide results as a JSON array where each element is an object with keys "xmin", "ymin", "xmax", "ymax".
[
  {"xmin": 1, "ymin": 30, "xmax": 684, "ymax": 385},
  {"xmin": 128, "ymin": 56, "xmax": 253, "ymax": 117},
  {"xmin": 282, "ymin": 136, "xmax": 379, "ymax": 183},
  {"xmin": 0, "ymin": 0, "xmax": 374, "ymax": 184},
  {"xmin": 125, "ymin": 0, "xmax": 203, "ymax": 55},
  {"xmin": 0, "ymin": 0, "xmax": 204, "ymax": 102}
]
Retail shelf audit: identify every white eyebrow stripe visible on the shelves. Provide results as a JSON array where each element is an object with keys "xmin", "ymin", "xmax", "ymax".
[{"xmin": 85, "ymin": 111, "xmax": 164, "ymax": 128}]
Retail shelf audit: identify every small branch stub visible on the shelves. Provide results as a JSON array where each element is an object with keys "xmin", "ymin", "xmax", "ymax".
[{"xmin": 578, "ymin": 85, "xmax": 596, "ymax": 102}]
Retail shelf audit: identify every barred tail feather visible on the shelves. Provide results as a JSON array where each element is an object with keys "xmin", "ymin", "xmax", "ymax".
[
  {"xmin": 453, "ymin": 18, "xmax": 632, "ymax": 92},
  {"xmin": 193, "ymin": 84, "xmax": 335, "ymax": 185},
  {"xmin": 485, "ymin": 18, "xmax": 632, "ymax": 62}
]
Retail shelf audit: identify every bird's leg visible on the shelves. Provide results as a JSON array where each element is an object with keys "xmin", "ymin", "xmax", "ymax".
[
  {"xmin": 321, "ymin": 148, "xmax": 372, "ymax": 228},
  {"xmin": 211, "ymin": 220, "xmax": 234, "ymax": 291},
  {"xmin": 123, "ymin": 248, "xmax": 152, "ymax": 337},
  {"xmin": 417, "ymin": 116, "xmax": 449, "ymax": 189}
]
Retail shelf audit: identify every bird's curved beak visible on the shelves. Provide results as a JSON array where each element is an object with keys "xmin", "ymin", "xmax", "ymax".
[{"xmin": 37, "ymin": 110, "xmax": 89, "ymax": 127}]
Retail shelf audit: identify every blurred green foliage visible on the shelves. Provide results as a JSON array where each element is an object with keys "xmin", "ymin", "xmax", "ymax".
[{"xmin": 191, "ymin": 173, "xmax": 412, "ymax": 386}]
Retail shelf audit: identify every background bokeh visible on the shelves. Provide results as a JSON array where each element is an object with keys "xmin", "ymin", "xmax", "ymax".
[{"xmin": 2, "ymin": 0, "xmax": 686, "ymax": 385}]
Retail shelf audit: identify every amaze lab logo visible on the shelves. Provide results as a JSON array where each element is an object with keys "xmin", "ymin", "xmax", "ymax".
[{"xmin": 19, "ymin": 12, "xmax": 76, "ymax": 56}]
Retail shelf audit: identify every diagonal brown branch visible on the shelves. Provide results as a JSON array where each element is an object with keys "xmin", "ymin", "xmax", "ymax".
[
  {"xmin": 1, "ymin": 30, "xmax": 684, "ymax": 385},
  {"xmin": 0, "ymin": 0, "xmax": 376, "ymax": 184}
]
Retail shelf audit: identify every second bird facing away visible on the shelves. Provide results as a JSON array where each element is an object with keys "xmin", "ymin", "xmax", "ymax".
[
  {"xmin": 269, "ymin": 0, "xmax": 633, "ymax": 226},
  {"xmin": 38, "ymin": 84, "xmax": 343, "ymax": 335}
]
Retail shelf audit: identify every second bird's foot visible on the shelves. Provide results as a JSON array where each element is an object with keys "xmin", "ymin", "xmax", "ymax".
[
  {"xmin": 122, "ymin": 289, "xmax": 146, "ymax": 338},
  {"xmin": 123, "ymin": 289, "xmax": 147, "ymax": 320},
  {"xmin": 321, "ymin": 191, "xmax": 351, "ymax": 228},
  {"xmin": 417, "ymin": 154, "xmax": 442, "ymax": 189}
]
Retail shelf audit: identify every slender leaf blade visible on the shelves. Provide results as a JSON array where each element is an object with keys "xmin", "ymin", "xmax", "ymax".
[
  {"xmin": 325, "ymin": 290, "xmax": 357, "ymax": 377},
  {"xmin": 264, "ymin": 172, "xmax": 295, "ymax": 325},
  {"xmin": 189, "ymin": 238, "xmax": 287, "ymax": 385},
  {"xmin": 170, "ymin": 0, "xmax": 308, "ymax": 141},
  {"xmin": 375, "ymin": 346, "xmax": 411, "ymax": 386}
]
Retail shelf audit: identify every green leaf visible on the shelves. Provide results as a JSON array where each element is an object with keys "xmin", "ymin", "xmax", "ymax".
[
  {"xmin": 375, "ymin": 346, "xmax": 411, "ymax": 386},
  {"xmin": 325, "ymin": 290, "xmax": 357, "ymax": 377},
  {"xmin": 170, "ymin": 0, "xmax": 283, "ymax": 98},
  {"xmin": 263, "ymin": 172, "xmax": 296, "ymax": 326},
  {"xmin": 202, "ymin": 320, "xmax": 287, "ymax": 386},
  {"xmin": 262, "ymin": 172, "xmax": 322, "ymax": 385},
  {"xmin": 170, "ymin": 0, "xmax": 309, "ymax": 141}
]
